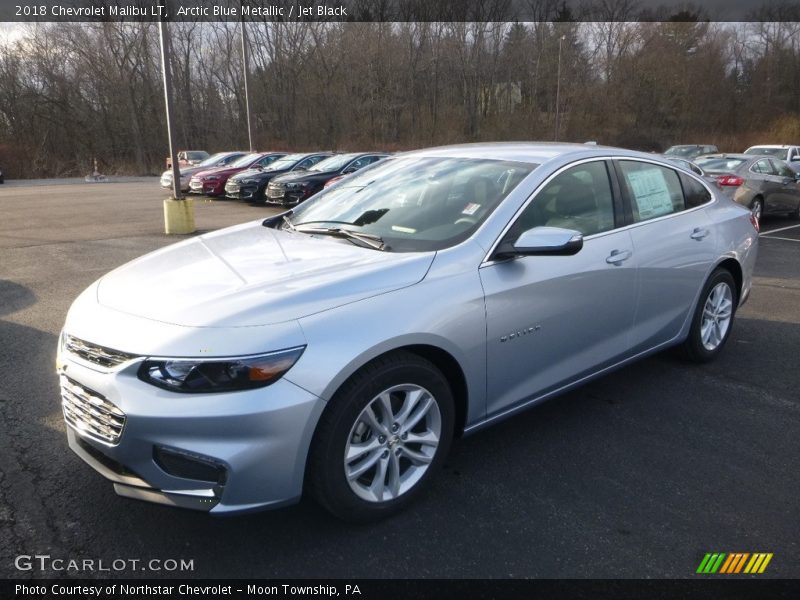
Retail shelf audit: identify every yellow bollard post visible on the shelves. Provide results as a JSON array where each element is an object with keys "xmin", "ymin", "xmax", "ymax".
[{"xmin": 163, "ymin": 197, "xmax": 196, "ymax": 234}]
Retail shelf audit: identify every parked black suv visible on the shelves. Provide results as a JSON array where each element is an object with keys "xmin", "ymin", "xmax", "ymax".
[
  {"xmin": 226, "ymin": 152, "xmax": 333, "ymax": 203},
  {"xmin": 265, "ymin": 153, "xmax": 389, "ymax": 206}
]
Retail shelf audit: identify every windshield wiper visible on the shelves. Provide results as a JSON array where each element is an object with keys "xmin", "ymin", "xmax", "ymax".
[{"xmin": 295, "ymin": 226, "xmax": 387, "ymax": 251}]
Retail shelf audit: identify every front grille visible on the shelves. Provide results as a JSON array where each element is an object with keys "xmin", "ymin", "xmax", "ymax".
[
  {"xmin": 266, "ymin": 183, "xmax": 284, "ymax": 199},
  {"xmin": 61, "ymin": 375, "xmax": 126, "ymax": 445},
  {"xmin": 64, "ymin": 334, "xmax": 137, "ymax": 368}
]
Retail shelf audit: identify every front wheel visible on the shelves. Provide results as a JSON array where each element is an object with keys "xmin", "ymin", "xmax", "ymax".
[
  {"xmin": 681, "ymin": 269, "xmax": 738, "ymax": 362},
  {"xmin": 307, "ymin": 352, "xmax": 454, "ymax": 522}
]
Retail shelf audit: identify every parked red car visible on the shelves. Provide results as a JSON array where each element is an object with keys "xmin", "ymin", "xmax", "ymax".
[{"xmin": 188, "ymin": 152, "xmax": 285, "ymax": 197}]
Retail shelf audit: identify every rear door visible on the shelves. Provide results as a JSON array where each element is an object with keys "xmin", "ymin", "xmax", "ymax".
[{"xmin": 615, "ymin": 159, "xmax": 718, "ymax": 352}]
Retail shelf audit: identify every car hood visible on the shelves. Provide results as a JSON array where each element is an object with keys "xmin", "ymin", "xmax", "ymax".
[
  {"xmin": 193, "ymin": 166, "xmax": 246, "ymax": 178},
  {"xmin": 162, "ymin": 164, "xmax": 213, "ymax": 178},
  {"xmin": 272, "ymin": 170, "xmax": 335, "ymax": 185},
  {"xmin": 95, "ymin": 220, "xmax": 434, "ymax": 328}
]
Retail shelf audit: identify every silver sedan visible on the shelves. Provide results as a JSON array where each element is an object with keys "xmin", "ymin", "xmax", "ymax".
[{"xmin": 58, "ymin": 143, "xmax": 758, "ymax": 521}]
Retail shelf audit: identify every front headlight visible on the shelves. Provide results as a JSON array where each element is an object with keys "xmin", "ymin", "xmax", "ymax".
[{"xmin": 137, "ymin": 346, "xmax": 305, "ymax": 393}]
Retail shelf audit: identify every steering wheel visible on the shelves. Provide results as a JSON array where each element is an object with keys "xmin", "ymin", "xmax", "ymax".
[{"xmin": 454, "ymin": 217, "xmax": 478, "ymax": 226}]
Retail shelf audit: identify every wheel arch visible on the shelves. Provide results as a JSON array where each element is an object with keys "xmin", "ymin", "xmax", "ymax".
[{"xmin": 715, "ymin": 257, "xmax": 743, "ymax": 304}]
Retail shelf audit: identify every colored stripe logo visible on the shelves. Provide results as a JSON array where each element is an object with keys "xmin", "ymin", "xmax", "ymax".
[{"xmin": 697, "ymin": 553, "xmax": 773, "ymax": 574}]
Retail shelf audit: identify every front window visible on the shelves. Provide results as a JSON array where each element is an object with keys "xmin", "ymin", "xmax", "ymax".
[
  {"xmin": 506, "ymin": 160, "xmax": 615, "ymax": 239},
  {"xmin": 285, "ymin": 156, "xmax": 537, "ymax": 252}
]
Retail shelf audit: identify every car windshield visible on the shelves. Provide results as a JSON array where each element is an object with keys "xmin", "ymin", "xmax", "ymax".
[
  {"xmin": 230, "ymin": 153, "xmax": 262, "ymax": 168},
  {"xmin": 197, "ymin": 153, "xmax": 230, "ymax": 167},
  {"xmin": 265, "ymin": 154, "xmax": 307, "ymax": 171},
  {"xmin": 744, "ymin": 147, "xmax": 786, "ymax": 158},
  {"xmin": 309, "ymin": 154, "xmax": 360, "ymax": 172},
  {"xmin": 695, "ymin": 157, "xmax": 748, "ymax": 173},
  {"xmin": 285, "ymin": 156, "xmax": 537, "ymax": 252},
  {"xmin": 665, "ymin": 146, "xmax": 700, "ymax": 158},
  {"xmin": 185, "ymin": 151, "xmax": 207, "ymax": 160}
]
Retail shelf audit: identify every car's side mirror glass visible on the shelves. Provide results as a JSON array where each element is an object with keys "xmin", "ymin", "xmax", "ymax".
[{"xmin": 494, "ymin": 226, "xmax": 583, "ymax": 260}]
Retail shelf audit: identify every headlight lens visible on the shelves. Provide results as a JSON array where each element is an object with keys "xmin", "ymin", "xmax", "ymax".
[{"xmin": 137, "ymin": 346, "xmax": 305, "ymax": 393}]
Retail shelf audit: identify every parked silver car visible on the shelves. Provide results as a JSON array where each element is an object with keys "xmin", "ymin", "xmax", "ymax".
[{"xmin": 58, "ymin": 143, "xmax": 758, "ymax": 520}]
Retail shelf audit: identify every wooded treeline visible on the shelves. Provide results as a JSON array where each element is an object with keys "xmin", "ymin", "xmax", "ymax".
[{"xmin": 0, "ymin": 5, "xmax": 799, "ymax": 177}]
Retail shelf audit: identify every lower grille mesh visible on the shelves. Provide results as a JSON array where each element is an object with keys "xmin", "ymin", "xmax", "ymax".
[{"xmin": 61, "ymin": 375, "xmax": 126, "ymax": 445}]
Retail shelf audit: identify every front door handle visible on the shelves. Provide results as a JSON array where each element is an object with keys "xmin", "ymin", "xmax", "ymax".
[
  {"xmin": 690, "ymin": 227, "xmax": 709, "ymax": 240},
  {"xmin": 606, "ymin": 249, "xmax": 632, "ymax": 265}
]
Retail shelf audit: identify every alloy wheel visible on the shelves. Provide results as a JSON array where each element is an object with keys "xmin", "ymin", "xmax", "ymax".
[
  {"xmin": 344, "ymin": 384, "xmax": 441, "ymax": 503},
  {"xmin": 700, "ymin": 282, "xmax": 733, "ymax": 351}
]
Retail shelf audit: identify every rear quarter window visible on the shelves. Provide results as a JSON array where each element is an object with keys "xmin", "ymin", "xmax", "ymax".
[{"xmin": 680, "ymin": 173, "xmax": 712, "ymax": 208}]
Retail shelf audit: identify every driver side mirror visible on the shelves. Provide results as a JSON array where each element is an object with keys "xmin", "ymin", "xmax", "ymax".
[{"xmin": 494, "ymin": 226, "xmax": 584, "ymax": 260}]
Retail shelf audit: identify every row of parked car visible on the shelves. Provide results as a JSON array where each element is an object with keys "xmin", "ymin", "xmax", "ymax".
[
  {"xmin": 662, "ymin": 144, "xmax": 800, "ymax": 222},
  {"xmin": 161, "ymin": 143, "xmax": 800, "ymax": 221},
  {"xmin": 161, "ymin": 150, "xmax": 389, "ymax": 206}
]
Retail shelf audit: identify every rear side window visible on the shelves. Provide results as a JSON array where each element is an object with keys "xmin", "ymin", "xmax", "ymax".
[
  {"xmin": 751, "ymin": 159, "xmax": 776, "ymax": 175},
  {"xmin": 680, "ymin": 173, "xmax": 712, "ymax": 208},
  {"xmin": 618, "ymin": 161, "xmax": 684, "ymax": 222}
]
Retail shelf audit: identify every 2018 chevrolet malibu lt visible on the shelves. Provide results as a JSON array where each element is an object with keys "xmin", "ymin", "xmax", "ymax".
[{"xmin": 58, "ymin": 143, "xmax": 758, "ymax": 521}]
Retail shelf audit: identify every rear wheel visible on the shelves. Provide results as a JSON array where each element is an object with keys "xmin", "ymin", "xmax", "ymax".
[
  {"xmin": 750, "ymin": 197, "xmax": 763, "ymax": 223},
  {"xmin": 307, "ymin": 352, "xmax": 454, "ymax": 522},
  {"xmin": 681, "ymin": 269, "xmax": 737, "ymax": 362}
]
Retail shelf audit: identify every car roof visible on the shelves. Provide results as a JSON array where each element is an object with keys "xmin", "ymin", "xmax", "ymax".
[
  {"xmin": 395, "ymin": 142, "xmax": 661, "ymax": 165},
  {"xmin": 746, "ymin": 144, "xmax": 794, "ymax": 149}
]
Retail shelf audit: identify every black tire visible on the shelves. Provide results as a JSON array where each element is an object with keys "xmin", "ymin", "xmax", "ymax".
[
  {"xmin": 307, "ymin": 351, "xmax": 454, "ymax": 522},
  {"xmin": 681, "ymin": 269, "xmax": 738, "ymax": 363}
]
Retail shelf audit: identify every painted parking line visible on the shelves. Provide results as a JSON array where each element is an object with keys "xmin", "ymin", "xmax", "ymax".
[
  {"xmin": 760, "ymin": 222, "xmax": 800, "ymax": 236},
  {"xmin": 759, "ymin": 236, "xmax": 800, "ymax": 243}
]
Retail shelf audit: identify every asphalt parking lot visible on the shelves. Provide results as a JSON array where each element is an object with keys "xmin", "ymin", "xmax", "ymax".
[{"xmin": 0, "ymin": 179, "xmax": 798, "ymax": 579}]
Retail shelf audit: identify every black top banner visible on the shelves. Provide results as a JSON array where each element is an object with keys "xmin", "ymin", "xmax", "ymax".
[{"xmin": 2, "ymin": 0, "xmax": 800, "ymax": 22}]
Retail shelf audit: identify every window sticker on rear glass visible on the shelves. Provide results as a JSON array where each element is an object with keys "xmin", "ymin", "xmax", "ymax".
[
  {"xmin": 462, "ymin": 202, "xmax": 481, "ymax": 215},
  {"xmin": 626, "ymin": 168, "xmax": 674, "ymax": 219}
]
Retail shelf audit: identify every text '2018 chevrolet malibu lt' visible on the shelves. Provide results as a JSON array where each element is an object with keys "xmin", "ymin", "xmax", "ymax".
[{"xmin": 58, "ymin": 143, "xmax": 758, "ymax": 521}]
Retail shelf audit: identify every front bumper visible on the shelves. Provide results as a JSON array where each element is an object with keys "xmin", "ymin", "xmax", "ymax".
[
  {"xmin": 225, "ymin": 182, "xmax": 260, "ymax": 201},
  {"xmin": 59, "ymin": 352, "xmax": 325, "ymax": 514},
  {"xmin": 189, "ymin": 179, "xmax": 224, "ymax": 196}
]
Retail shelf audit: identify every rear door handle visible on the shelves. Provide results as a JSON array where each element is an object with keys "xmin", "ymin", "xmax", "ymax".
[
  {"xmin": 605, "ymin": 249, "xmax": 632, "ymax": 265},
  {"xmin": 690, "ymin": 228, "xmax": 709, "ymax": 240}
]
